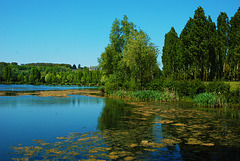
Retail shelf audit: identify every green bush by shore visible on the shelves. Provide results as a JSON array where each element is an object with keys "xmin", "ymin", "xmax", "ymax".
[{"xmin": 102, "ymin": 79, "xmax": 239, "ymax": 108}]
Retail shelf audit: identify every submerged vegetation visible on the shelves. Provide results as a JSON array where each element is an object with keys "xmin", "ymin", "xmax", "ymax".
[
  {"xmin": 108, "ymin": 90, "xmax": 179, "ymax": 102},
  {"xmin": 11, "ymin": 99, "xmax": 240, "ymax": 160}
]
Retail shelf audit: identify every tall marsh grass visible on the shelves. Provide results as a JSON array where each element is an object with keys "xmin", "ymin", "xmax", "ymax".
[
  {"xmin": 193, "ymin": 92, "xmax": 227, "ymax": 107},
  {"xmin": 108, "ymin": 90, "xmax": 179, "ymax": 102}
]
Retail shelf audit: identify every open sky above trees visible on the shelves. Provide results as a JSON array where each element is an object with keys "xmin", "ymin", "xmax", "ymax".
[{"xmin": 0, "ymin": 0, "xmax": 239, "ymax": 67}]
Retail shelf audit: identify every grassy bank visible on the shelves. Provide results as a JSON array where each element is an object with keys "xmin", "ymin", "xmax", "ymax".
[
  {"xmin": 102, "ymin": 80, "xmax": 240, "ymax": 108},
  {"xmin": 228, "ymin": 82, "xmax": 240, "ymax": 91}
]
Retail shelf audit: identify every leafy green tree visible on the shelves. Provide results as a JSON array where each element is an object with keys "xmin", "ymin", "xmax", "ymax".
[
  {"xmin": 72, "ymin": 64, "xmax": 77, "ymax": 70},
  {"xmin": 24, "ymin": 75, "xmax": 29, "ymax": 83},
  {"xmin": 29, "ymin": 75, "xmax": 34, "ymax": 84},
  {"xmin": 17, "ymin": 72, "xmax": 24, "ymax": 83},
  {"xmin": 162, "ymin": 27, "xmax": 179, "ymax": 78},
  {"xmin": 3, "ymin": 66, "xmax": 11, "ymax": 82},
  {"xmin": 229, "ymin": 7, "xmax": 240, "ymax": 81},
  {"xmin": 190, "ymin": 6, "xmax": 209, "ymax": 80},
  {"xmin": 206, "ymin": 16, "xmax": 217, "ymax": 81},
  {"xmin": 30, "ymin": 67, "xmax": 41, "ymax": 84},
  {"xmin": 123, "ymin": 30, "xmax": 159, "ymax": 89},
  {"xmin": 51, "ymin": 70, "xmax": 57, "ymax": 83},
  {"xmin": 45, "ymin": 73, "xmax": 52, "ymax": 84},
  {"xmin": 99, "ymin": 16, "xmax": 159, "ymax": 91},
  {"xmin": 216, "ymin": 12, "xmax": 230, "ymax": 79},
  {"xmin": 179, "ymin": 18, "xmax": 194, "ymax": 80}
]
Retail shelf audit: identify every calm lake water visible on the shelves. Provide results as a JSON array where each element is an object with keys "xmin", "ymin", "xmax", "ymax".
[
  {"xmin": 0, "ymin": 85, "xmax": 240, "ymax": 160},
  {"xmin": 0, "ymin": 84, "xmax": 97, "ymax": 91}
]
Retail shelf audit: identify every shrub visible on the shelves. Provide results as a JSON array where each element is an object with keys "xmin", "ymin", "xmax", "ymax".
[
  {"xmin": 173, "ymin": 80, "xmax": 205, "ymax": 98},
  {"xmin": 187, "ymin": 80, "xmax": 205, "ymax": 98},
  {"xmin": 174, "ymin": 81, "xmax": 189, "ymax": 97},
  {"xmin": 227, "ymin": 88, "xmax": 240, "ymax": 105},
  {"xmin": 104, "ymin": 74, "xmax": 122, "ymax": 92},
  {"xmin": 99, "ymin": 86, "xmax": 105, "ymax": 93},
  {"xmin": 206, "ymin": 81, "xmax": 230, "ymax": 96},
  {"xmin": 163, "ymin": 78, "xmax": 175, "ymax": 91},
  {"xmin": 146, "ymin": 79, "xmax": 164, "ymax": 91}
]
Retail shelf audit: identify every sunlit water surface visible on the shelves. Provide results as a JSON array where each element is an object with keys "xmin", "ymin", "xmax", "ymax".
[
  {"xmin": 0, "ymin": 85, "xmax": 240, "ymax": 160},
  {"xmin": 0, "ymin": 84, "xmax": 97, "ymax": 91},
  {"xmin": 0, "ymin": 95, "xmax": 104, "ymax": 160}
]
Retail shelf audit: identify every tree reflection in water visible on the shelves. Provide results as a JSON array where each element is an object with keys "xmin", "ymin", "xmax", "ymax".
[{"xmin": 11, "ymin": 98, "xmax": 240, "ymax": 160}]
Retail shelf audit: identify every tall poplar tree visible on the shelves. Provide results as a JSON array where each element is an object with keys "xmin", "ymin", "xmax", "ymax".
[
  {"xmin": 229, "ymin": 7, "xmax": 240, "ymax": 80},
  {"xmin": 162, "ymin": 27, "xmax": 179, "ymax": 78},
  {"xmin": 206, "ymin": 16, "xmax": 217, "ymax": 81},
  {"xmin": 190, "ymin": 6, "xmax": 208, "ymax": 80},
  {"xmin": 179, "ymin": 18, "xmax": 194, "ymax": 79},
  {"xmin": 216, "ymin": 12, "xmax": 230, "ymax": 79}
]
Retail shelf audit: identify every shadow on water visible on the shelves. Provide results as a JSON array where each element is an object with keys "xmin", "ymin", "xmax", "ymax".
[{"xmin": 10, "ymin": 98, "xmax": 240, "ymax": 160}]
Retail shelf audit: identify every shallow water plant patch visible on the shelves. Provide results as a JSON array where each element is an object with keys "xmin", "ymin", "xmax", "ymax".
[
  {"xmin": 108, "ymin": 90, "xmax": 179, "ymax": 102},
  {"xmin": 193, "ymin": 93, "xmax": 218, "ymax": 107},
  {"xmin": 193, "ymin": 92, "xmax": 227, "ymax": 107}
]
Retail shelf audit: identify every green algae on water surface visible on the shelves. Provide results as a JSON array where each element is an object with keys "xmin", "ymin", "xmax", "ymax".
[{"xmin": 11, "ymin": 100, "xmax": 240, "ymax": 160}]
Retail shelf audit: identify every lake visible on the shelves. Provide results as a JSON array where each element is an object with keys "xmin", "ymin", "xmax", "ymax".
[
  {"xmin": 0, "ymin": 84, "xmax": 97, "ymax": 91},
  {"xmin": 0, "ymin": 85, "xmax": 240, "ymax": 160}
]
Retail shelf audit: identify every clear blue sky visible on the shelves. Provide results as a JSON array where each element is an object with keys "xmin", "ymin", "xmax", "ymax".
[{"xmin": 0, "ymin": 0, "xmax": 239, "ymax": 67}]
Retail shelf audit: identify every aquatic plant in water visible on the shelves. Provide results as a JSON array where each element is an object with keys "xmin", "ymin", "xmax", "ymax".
[
  {"xmin": 193, "ymin": 92, "xmax": 227, "ymax": 107},
  {"xmin": 108, "ymin": 90, "xmax": 179, "ymax": 102},
  {"xmin": 11, "ymin": 101, "xmax": 240, "ymax": 160}
]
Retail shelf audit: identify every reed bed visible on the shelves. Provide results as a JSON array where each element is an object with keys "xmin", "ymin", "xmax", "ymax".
[
  {"xmin": 193, "ymin": 92, "xmax": 227, "ymax": 107},
  {"xmin": 108, "ymin": 90, "xmax": 179, "ymax": 102}
]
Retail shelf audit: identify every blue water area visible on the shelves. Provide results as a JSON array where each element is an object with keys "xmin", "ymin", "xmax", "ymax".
[
  {"xmin": 0, "ymin": 84, "xmax": 97, "ymax": 91},
  {"xmin": 1, "ymin": 87, "xmax": 239, "ymax": 160},
  {"xmin": 0, "ymin": 95, "xmax": 104, "ymax": 161}
]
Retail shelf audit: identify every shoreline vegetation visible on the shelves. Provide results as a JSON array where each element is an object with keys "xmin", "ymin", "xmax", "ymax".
[
  {"xmin": 103, "ymin": 80, "xmax": 239, "ymax": 108},
  {"xmin": 0, "ymin": 81, "xmax": 239, "ymax": 108},
  {"xmin": 96, "ymin": 7, "xmax": 240, "ymax": 108},
  {"xmin": 1, "ymin": 7, "xmax": 240, "ymax": 108}
]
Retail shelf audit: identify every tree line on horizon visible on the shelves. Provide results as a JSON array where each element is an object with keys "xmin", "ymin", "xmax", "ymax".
[
  {"xmin": 162, "ymin": 6, "xmax": 240, "ymax": 81},
  {"xmin": 0, "ymin": 62, "xmax": 102, "ymax": 85}
]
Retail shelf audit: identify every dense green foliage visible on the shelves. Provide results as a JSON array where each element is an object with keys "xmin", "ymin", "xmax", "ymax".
[
  {"xmin": 106, "ymin": 80, "xmax": 239, "ymax": 107},
  {"xmin": 0, "ymin": 62, "xmax": 102, "ymax": 85},
  {"xmin": 162, "ymin": 7, "xmax": 240, "ymax": 81},
  {"xmin": 98, "ymin": 16, "xmax": 159, "ymax": 91},
  {"xmin": 98, "ymin": 11, "xmax": 239, "ymax": 107}
]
